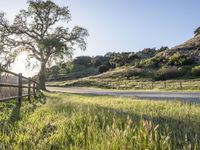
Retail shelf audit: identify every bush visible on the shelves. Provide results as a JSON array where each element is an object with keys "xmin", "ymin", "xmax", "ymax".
[
  {"xmin": 168, "ymin": 52, "xmax": 195, "ymax": 66},
  {"xmin": 98, "ymin": 65, "xmax": 109, "ymax": 73},
  {"xmin": 73, "ymin": 56, "xmax": 92, "ymax": 67},
  {"xmin": 191, "ymin": 65, "xmax": 200, "ymax": 76},
  {"xmin": 140, "ymin": 56, "xmax": 168, "ymax": 68},
  {"xmin": 124, "ymin": 68, "xmax": 143, "ymax": 79},
  {"xmin": 140, "ymin": 68, "xmax": 155, "ymax": 78},
  {"xmin": 155, "ymin": 66, "xmax": 183, "ymax": 80},
  {"xmin": 178, "ymin": 66, "xmax": 192, "ymax": 76}
]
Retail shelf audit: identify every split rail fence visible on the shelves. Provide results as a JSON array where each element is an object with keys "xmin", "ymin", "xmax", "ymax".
[{"xmin": 0, "ymin": 68, "xmax": 40, "ymax": 103}]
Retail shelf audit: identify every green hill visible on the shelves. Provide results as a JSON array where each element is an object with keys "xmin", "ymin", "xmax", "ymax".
[{"xmin": 47, "ymin": 28, "xmax": 200, "ymax": 90}]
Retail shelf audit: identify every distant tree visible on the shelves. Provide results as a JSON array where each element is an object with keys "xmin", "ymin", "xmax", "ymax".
[
  {"xmin": 98, "ymin": 64, "xmax": 109, "ymax": 73},
  {"xmin": 194, "ymin": 26, "xmax": 200, "ymax": 36},
  {"xmin": 73, "ymin": 56, "xmax": 92, "ymax": 67},
  {"xmin": 155, "ymin": 66, "xmax": 183, "ymax": 80},
  {"xmin": 157, "ymin": 46, "xmax": 169, "ymax": 52},
  {"xmin": 0, "ymin": 0, "xmax": 89, "ymax": 89},
  {"xmin": 104, "ymin": 52, "xmax": 113, "ymax": 58},
  {"xmin": 109, "ymin": 52, "xmax": 131, "ymax": 67},
  {"xmin": 91, "ymin": 55, "xmax": 111, "ymax": 67},
  {"xmin": 136, "ymin": 48, "xmax": 156, "ymax": 59},
  {"xmin": 91, "ymin": 56, "xmax": 104, "ymax": 67}
]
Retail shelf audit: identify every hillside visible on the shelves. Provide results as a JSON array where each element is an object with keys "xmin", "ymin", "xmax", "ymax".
[
  {"xmin": 157, "ymin": 35, "xmax": 200, "ymax": 63},
  {"xmin": 174, "ymin": 34, "xmax": 200, "ymax": 49},
  {"xmin": 47, "ymin": 32, "xmax": 200, "ymax": 85}
]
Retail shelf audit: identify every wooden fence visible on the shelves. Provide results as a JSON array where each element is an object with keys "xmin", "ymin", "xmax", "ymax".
[{"xmin": 0, "ymin": 68, "xmax": 40, "ymax": 103}]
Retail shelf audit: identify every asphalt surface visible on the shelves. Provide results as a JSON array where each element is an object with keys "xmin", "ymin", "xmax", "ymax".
[{"xmin": 47, "ymin": 87, "xmax": 200, "ymax": 103}]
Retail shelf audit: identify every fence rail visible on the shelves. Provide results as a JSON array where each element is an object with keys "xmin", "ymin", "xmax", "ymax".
[
  {"xmin": 0, "ymin": 68, "xmax": 40, "ymax": 103},
  {"xmin": 115, "ymin": 79, "xmax": 200, "ymax": 90}
]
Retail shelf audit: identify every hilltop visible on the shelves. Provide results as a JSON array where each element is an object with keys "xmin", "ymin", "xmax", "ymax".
[{"xmin": 157, "ymin": 35, "xmax": 200, "ymax": 63}]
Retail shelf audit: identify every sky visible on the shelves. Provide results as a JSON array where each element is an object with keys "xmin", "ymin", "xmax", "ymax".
[{"xmin": 1, "ymin": 0, "xmax": 200, "ymax": 76}]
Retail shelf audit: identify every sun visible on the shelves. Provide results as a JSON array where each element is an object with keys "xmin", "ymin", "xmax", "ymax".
[{"xmin": 11, "ymin": 52, "xmax": 38, "ymax": 77}]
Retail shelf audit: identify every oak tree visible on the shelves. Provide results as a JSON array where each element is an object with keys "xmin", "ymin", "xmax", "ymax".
[{"xmin": 0, "ymin": 0, "xmax": 89, "ymax": 90}]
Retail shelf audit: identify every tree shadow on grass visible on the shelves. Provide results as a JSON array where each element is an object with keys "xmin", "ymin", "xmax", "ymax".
[
  {"xmin": 8, "ymin": 102, "xmax": 21, "ymax": 123},
  {"xmin": 50, "ymin": 96, "xmax": 200, "ymax": 148},
  {"xmin": 7, "ymin": 91, "xmax": 46, "ymax": 124}
]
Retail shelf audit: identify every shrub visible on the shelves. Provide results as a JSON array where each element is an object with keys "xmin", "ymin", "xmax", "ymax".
[
  {"xmin": 73, "ymin": 56, "xmax": 92, "ymax": 67},
  {"xmin": 140, "ymin": 56, "xmax": 168, "ymax": 68},
  {"xmin": 124, "ymin": 68, "xmax": 143, "ymax": 79},
  {"xmin": 155, "ymin": 66, "xmax": 183, "ymax": 80},
  {"xmin": 178, "ymin": 66, "xmax": 192, "ymax": 76},
  {"xmin": 140, "ymin": 68, "xmax": 155, "ymax": 78},
  {"xmin": 191, "ymin": 65, "xmax": 200, "ymax": 76},
  {"xmin": 168, "ymin": 52, "xmax": 195, "ymax": 66},
  {"xmin": 91, "ymin": 56, "xmax": 110, "ymax": 67},
  {"xmin": 98, "ymin": 65, "xmax": 109, "ymax": 73}
]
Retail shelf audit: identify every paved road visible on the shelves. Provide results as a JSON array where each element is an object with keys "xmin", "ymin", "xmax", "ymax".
[{"xmin": 47, "ymin": 87, "xmax": 200, "ymax": 103}]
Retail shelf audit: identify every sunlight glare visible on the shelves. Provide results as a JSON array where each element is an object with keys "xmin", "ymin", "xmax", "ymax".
[{"xmin": 11, "ymin": 52, "xmax": 38, "ymax": 77}]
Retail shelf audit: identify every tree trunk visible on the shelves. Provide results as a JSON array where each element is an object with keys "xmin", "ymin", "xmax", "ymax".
[{"xmin": 38, "ymin": 62, "xmax": 47, "ymax": 90}]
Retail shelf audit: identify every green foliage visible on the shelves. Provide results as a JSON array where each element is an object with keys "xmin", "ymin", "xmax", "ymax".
[
  {"xmin": 98, "ymin": 64, "xmax": 110, "ymax": 73},
  {"xmin": 157, "ymin": 46, "xmax": 169, "ymax": 52},
  {"xmin": 135, "ymin": 48, "xmax": 157, "ymax": 59},
  {"xmin": 48, "ymin": 62, "xmax": 73, "ymax": 75},
  {"xmin": 123, "ymin": 68, "xmax": 143, "ymax": 79},
  {"xmin": 108, "ymin": 52, "xmax": 138, "ymax": 67},
  {"xmin": 168, "ymin": 52, "xmax": 194, "ymax": 66},
  {"xmin": 91, "ymin": 56, "xmax": 103, "ymax": 67},
  {"xmin": 91, "ymin": 56, "xmax": 110, "ymax": 67},
  {"xmin": 178, "ymin": 66, "xmax": 192, "ymax": 76},
  {"xmin": 71, "ymin": 64, "xmax": 87, "ymax": 72},
  {"xmin": 140, "ymin": 56, "xmax": 168, "ymax": 68},
  {"xmin": 73, "ymin": 56, "xmax": 92, "ymax": 67},
  {"xmin": 192, "ymin": 65, "xmax": 200, "ymax": 76},
  {"xmin": 109, "ymin": 52, "xmax": 130, "ymax": 67},
  {"xmin": 155, "ymin": 66, "xmax": 183, "ymax": 80}
]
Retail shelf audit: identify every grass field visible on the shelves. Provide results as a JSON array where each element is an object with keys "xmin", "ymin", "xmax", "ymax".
[{"xmin": 0, "ymin": 93, "xmax": 200, "ymax": 149}]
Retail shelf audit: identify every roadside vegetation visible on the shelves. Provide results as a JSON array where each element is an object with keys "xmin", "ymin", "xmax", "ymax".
[
  {"xmin": 47, "ymin": 66, "xmax": 200, "ymax": 91},
  {"xmin": 1, "ymin": 93, "xmax": 200, "ymax": 149}
]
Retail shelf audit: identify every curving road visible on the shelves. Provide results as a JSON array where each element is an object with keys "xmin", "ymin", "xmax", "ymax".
[{"xmin": 47, "ymin": 87, "xmax": 200, "ymax": 103}]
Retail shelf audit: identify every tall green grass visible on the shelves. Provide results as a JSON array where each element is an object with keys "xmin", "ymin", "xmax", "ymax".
[{"xmin": 0, "ymin": 93, "xmax": 200, "ymax": 149}]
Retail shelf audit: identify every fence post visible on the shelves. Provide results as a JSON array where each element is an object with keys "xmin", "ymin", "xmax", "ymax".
[
  {"xmin": 151, "ymin": 82, "xmax": 154, "ymax": 89},
  {"xmin": 18, "ymin": 73, "xmax": 22, "ymax": 104},
  {"xmin": 164, "ymin": 81, "xmax": 167, "ymax": 88},
  {"xmin": 33, "ymin": 82, "xmax": 36, "ymax": 96},
  {"xmin": 28, "ymin": 78, "xmax": 31, "ymax": 102},
  {"xmin": 180, "ymin": 81, "xmax": 182, "ymax": 89}
]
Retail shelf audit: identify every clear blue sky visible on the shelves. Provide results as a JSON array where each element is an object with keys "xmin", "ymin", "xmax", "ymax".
[{"xmin": 1, "ymin": 0, "xmax": 200, "ymax": 57}]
